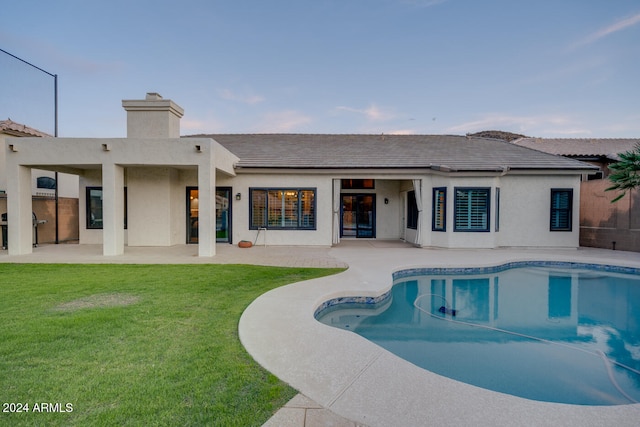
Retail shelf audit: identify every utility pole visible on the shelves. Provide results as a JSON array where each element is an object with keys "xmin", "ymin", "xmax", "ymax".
[{"xmin": 0, "ymin": 48, "xmax": 59, "ymax": 243}]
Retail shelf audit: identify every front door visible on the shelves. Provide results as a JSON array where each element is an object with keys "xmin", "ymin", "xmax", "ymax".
[
  {"xmin": 186, "ymin": 187, "xmax": 232, "ymax": 244},
  {"xmin": 341, "ymin": 194, "xmax": 375, "ymax": 238}
]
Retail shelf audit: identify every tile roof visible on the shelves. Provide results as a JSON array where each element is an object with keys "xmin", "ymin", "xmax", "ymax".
[
  {"xmin": 187, "ymin": 134, "xmax": 597, "ymax": 172},
  {"xmin": 511, "ymin": 137, "xmax": 639, "ymax": 161},
  {"xmin": 0, "ymin": 119, "xmax": 51, "ymax": 137}
]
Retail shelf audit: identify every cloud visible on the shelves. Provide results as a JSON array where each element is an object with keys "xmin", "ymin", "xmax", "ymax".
[
  {"xmin": 218, "ymin": 88, "xmax": 265, "ymax": 105},
  {"xmin": 574, "ymin": 12, "xmax": 640, "ymax": 47},
  {"xmin": 336, "ymin": 104, "xmax": 395, "ymax": 122},
  {"xmin": 256, "ymin": 110, "xmax": 312, "ymax": 132}
]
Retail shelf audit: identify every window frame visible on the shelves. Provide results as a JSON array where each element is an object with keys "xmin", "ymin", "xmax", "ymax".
[
  {"xmin": 432, "ymin": 187, "xmax": 446, "ymax": 232},
  {"xmin": 85, "ymin": 186, "xmax": 127, "ymax": 230},
  {"xmin": 550, "ymin": 188, "xmax": 573, "ymax": 231},
  {"xmin": 37, "ymin": 176, "xmax": 57, "ymax": 190},
  {"xmin": 249, "ymin": 187, "xmax": 316, "ymax": 230},
  {"xmin": 495, "ymin": 187, "xmax": 500, "ymax": 232},
  {"xmin": 341, "ymin": 179, "xmax": 374, "ymax": 190},
  {"xmin": 453, "ymin": 187, "xmax": 491, "ymax": 232},
  {"xmin": 407, "ymin": 190, "xmax": 418, "ymax": 230}
]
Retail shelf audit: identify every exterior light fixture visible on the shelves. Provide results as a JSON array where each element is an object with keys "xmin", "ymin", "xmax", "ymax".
[
  {"xmin": 235, "ymin": 193, "xmax": 241, "ymax": 201},
  {"xmin": 384, "ymin": 197, "xmax": 389, "ymax": 204}
]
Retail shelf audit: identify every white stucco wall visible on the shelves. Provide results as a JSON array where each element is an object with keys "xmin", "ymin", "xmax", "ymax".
[
  {"xmin": 1, "ymin": 134, "xmax": 78, "ymax": 197},
  {"xmin": 400, "ymin": 173, "xmax": 581, "ymax": 249},
  {"xmin": 497, "ymin": 174, "xmax": 580, "ymax": 248},
  {"xmin": 6, "ymin": 136, "xmax": 232, "ymax": 256},
  {"xmin": 128, "ymin": 167, "xmax": 176, "ymax": 246},
  {"xmin": 218, "ymin": 172, "xmax": 335, "ymax": 246},
  {"xmin": 79, "ymin": 170, "xmax": 105, "ymax": 245}
]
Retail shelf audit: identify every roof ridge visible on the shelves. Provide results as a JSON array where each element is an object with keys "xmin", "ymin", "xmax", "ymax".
[{"xmin": 0, "ymin": 118, "xmax": 52, "ymax": 137}]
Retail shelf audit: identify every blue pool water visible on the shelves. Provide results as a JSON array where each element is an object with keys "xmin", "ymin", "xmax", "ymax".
[{"xmin": 316, "ymin": 262, "xmax": 640, "ymax": 406}]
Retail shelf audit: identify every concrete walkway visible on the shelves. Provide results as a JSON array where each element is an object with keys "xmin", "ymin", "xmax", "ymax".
[
  {"xmin": 3, "ymin": 242, "xmax": 640, "ymax": 426},
  {"xmin": 0, "ymin": 242, "xmax": 348, "ymax": 268}
]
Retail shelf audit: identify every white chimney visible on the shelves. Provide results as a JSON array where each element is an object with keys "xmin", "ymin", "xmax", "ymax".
[{"xmin": 121, "ymin": 92, "xmax": 184, "ymax": 138}]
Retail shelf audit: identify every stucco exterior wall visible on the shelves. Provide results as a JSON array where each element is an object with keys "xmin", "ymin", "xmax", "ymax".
[
  {"xmin": 2, "ymin": 134, "xmax": 79, "ymax": 197},
  {"xmin": 79, "ymin": 171, "xmax": 106, "ymax": 245},
  {"xmin": 401, "ymin": 174, "xmax": 581, "ymax": 249},
  {"xmin": 497, "ymin": 174, "xmax": 580, "ymax": 248},
  {"xmin": 218, "ymin": 172, "xmax": 335, "ymax": 246},
  {"xmin": 125, "ymin": 167, "xmax": 191, "ymax": 247}
]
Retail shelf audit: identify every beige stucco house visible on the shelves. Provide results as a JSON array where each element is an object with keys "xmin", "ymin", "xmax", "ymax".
[{"xmin": 3, "ymin": 93, "xmax": 597, "ymax": 257}]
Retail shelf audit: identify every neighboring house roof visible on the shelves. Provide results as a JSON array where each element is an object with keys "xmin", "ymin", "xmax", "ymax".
[
  {"xmin": 0, "ymin": 118, "xmax": 51, "ymax": 138},
  {"xmin": 188, "ymin": 134, "xmax": 597, "ymax": 172},
  {"xmin": 511, "ymin": 137, "xmax": 639, "ymax": 161}
]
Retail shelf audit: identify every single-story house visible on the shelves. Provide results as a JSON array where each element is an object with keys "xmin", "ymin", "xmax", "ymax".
[{"xmin": 4, "ymin": 93, "xmax": 597, "ymax": 257}]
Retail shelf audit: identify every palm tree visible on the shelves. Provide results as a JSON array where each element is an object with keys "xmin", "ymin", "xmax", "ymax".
[{"xmin": 606, "ymin": 142, "xmax": 640, "ymax": 202}]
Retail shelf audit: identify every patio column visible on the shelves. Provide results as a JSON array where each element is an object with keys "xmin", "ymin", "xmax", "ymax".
[
  {"xmin": 197, "ymin": 161, "xmax": 216, "ymax": 257},
  {"xmin": 7, "ymin": 165, "xmax": 33, "ymax": 255},
  {"xmin": 102, "ymin": 163, "xmax": 125, "ymax": 256},
  {"xmin": 412, "ymin": 179, "xmax": 423, "ymax": 247},
  {"xmin": 332, "ymin": 179, "xmax": 340, "ymax": 245}
]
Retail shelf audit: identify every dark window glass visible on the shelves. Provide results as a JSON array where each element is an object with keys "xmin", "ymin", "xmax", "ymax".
[
  {"xmin": 37, "ymin": 176, "xmax": 56, "ymax": 189},
  {"xmin": 341, "ymin": 179, "xmax": 374, "ymax": 189},
  {"xmin": 86, "ymin": 187, "xmax": 127, "ymax": 229},
  {"xmin": 407, "ymin": 190, "xmax": 418, "ymax": 230}
]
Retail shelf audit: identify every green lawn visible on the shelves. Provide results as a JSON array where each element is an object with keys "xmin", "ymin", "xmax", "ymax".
[{"xmin": 0, "ymin": 264, "xmax": 342, "ymax": 426}]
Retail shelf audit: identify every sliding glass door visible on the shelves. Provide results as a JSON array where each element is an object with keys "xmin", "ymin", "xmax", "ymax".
[
  {"xmin": 341, "ymin": 194, "xmax": 375, "ymax": 238},
  {"xmin": 186, "ymin": 187, "xmax": 232, "ymax": 244}
]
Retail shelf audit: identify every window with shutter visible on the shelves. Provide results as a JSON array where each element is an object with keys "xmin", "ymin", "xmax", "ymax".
[
  {"xmin": 454, "ymin": 188, "xmax": 490, "ymax": 232},
  {"xmin": 432, "ymin": 187, "xmax": 446, "ymax": 231},
  {"xmin": 550, "ymin": 189, "xmax": 572, "ymax": 231}
]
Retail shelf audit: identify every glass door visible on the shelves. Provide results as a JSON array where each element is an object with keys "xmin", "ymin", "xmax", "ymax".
[
  {"xmin": 341, "ymin": 194, "xmax": 375, "ymax": 238},
  {"xmin": 187, "ymin": 187, "xmax": 199, "ymax": 243},
  {"xmin": 215, "ymin": 188, "xmax": 231, "ymax": 243},
  {"xmin": 186, "ymin": 187, "xmax": 232, "ymax": 244}
]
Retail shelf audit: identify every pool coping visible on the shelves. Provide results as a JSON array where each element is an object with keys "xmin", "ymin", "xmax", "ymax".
[{"xmin": 239, "ymin": 247, "xmax": 640, "ymax": 426}]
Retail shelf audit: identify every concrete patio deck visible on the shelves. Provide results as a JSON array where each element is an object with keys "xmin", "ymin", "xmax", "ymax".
[
  {"xmin": 239, "ymin": 242, "xmax": 640, "ymax": 427},
  {"xmin": 2, "ymin": 241, "xmax": 640, "ymax": 426}
]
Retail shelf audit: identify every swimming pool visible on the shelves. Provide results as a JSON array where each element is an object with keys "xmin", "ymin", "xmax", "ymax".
[{"xmin": 316, "ymin": 261, "xmax": 640, "ymax": 406}]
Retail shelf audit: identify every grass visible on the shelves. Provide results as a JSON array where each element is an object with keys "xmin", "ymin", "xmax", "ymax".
[{"xmin": 0, "ymin": 264, "xmax": 343, "ymax": 426}]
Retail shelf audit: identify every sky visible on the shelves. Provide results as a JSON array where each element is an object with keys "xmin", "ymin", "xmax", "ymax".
[{"xmin": 1, "ymin": 0, "xmax": 639, "ymax": 138}]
